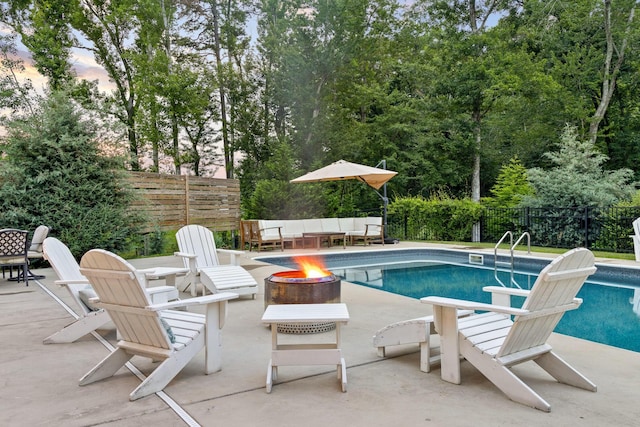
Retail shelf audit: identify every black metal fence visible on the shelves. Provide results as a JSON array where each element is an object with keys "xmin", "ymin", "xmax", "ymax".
[{"xmin": 386, "ymin": 206, "xmax": 640, "ymax": 253}]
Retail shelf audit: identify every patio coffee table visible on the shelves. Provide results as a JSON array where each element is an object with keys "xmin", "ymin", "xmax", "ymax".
[
  {"xmin": 262, "ymin": 303, "xmax": 350, "ymax": 393},
  {"xmin": 302, "ymin": 232, "xmax": 346, "ymax": 249}
]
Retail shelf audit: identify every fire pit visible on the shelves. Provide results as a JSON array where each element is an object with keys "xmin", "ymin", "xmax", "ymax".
[{"xmin": 264, "ymin": 259, "xmax": 341, "ymax": 334}]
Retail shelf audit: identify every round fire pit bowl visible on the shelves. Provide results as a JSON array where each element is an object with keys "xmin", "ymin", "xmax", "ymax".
[{"xmin": 264, "ymin": 271, "xmax": 341, "ymax": 334}]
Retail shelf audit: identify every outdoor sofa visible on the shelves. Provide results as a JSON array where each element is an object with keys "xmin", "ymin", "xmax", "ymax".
[{"xmin": 242, "ymin": 217, "xmax": 384, "ymax": 250}]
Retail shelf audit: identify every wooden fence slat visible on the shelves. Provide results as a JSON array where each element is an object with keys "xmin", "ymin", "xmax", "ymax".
[{"xmin": 127, "ymin": 172, "xmax": 240, "ymax": 233}]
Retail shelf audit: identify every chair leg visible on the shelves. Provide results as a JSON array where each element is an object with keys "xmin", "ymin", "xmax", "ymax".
[
  {"xmin": 79, "ymin": 348, "xmax": 133, "ymax": 386},
  {"xmin": 535, "ymin": 351, "xmax": 597, "ymax": 391},
  {"xmin": 460, "ymin": 339, "xmax": 552, "ymax": 412},
  {"xmin": 43, "ymin": 310, "xmax": 111, "ymax": 344},
  {"xmin": 129, "ymin": 340, "xmax": 202, "ymax": 400}
]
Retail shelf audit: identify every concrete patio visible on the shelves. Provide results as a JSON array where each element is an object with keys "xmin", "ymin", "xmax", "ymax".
[{"xmin": 1, "ymin": 242, "xmax": 639, "ymax": 426}]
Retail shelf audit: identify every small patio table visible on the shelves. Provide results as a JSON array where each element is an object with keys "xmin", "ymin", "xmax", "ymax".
[
  {"xmin": 302, "ymin": 232, "xmax": 346, "ymax": 249},
  {"xmin": 138, "ymin": 266, "xmax": 190, "ymax": 288},
  {"xmin": 138, "ymin": 267, "xmax": 189, "ymax": 302},
  {"xmin": 262, "ymin": 303, "xmax": 349, "ymax": 393}
]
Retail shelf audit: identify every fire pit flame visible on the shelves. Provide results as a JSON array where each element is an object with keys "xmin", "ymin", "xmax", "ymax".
[{"xmin": 294, "ymin": 256, "xmax": 331, "ymax": 278}]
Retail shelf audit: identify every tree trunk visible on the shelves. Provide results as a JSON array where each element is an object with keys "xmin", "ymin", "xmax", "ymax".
[{"xmin": 588, "ymin": 0, "xmax": 634, "ymax": 145}]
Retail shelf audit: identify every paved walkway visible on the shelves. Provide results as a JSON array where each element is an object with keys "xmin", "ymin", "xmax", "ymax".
[{"xmin": 1, "ymin": 243, "xmax": 639, "ymax": 426}]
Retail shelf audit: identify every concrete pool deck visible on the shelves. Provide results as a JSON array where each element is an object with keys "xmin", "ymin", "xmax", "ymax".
[{"xmin": 1, "ymin": 242, "xmax": 639, "ymax": 426}]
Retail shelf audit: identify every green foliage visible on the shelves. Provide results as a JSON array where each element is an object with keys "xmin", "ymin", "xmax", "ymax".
[
  {"xmin": 0, "ymin": 91, "xmax": 145, "ymax": 258},
  {"xmin": 388, "ymin": 193, "xmax": 484, "ymax": 241},
  {"xmin": 244, "ymin": 179, "xmax": 328, "ymax": 220},
  {"xmin": 617, "ymin": 190, "xmax": 640, "ymax": 207},
  {"xmin": 483, "ymin": 156, "xmax": 534, "ymax": 208},
  {"xmin": 594, "ymin": 191, "xmax": 640, "ymax": 252},
  {"xmin": 524, "ymin": 125, "xmax": 636, "ymax": 208},
  {"xmin": 594, "ymin": 206, "xmax": 640, "ymax": 253}
]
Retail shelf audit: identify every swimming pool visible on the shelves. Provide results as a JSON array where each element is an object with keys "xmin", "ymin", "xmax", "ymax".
[{"xmin": 256, "ymin": 248, "xmax": 640, "ymax": 353}]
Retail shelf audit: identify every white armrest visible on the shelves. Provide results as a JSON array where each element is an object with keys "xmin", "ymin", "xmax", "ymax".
[
  {"xmin": 421, "ymin": 296, "xmax": 529, "ymax": 316},
  {"xmin": 217, "ymin": 248, "xmax": 244, "ymax": 265},
  {"xmin": 173, "ymin": 251, "xmax": 198, "ymax": 273},
  {"xmin": 148, "ymin": 292, "xmax": 239, "ymax": 311},
  {"xmin": 482, "ymin": 286, "xmax": 531, "ymax": 297},
  {"xmin": 54, "ymin": 279, "xmax": 90, "ymax": 286},
  {"xmin": 174, "ymin": 251, "xmax": 197, "ymax": 259},
  {"xmin": 482, "ymin": 286, "xmax": 530, "ymax": 307}
]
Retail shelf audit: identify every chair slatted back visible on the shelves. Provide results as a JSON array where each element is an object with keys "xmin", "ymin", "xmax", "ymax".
[
  {"xmin": 80, "ymin": 249, "xmax": 172, "ymax": 350},
  {"xmin": 43, "ymin": 237, "xmax": 95, "ymax": 314},
  {"xmin": 176, "ymin": 225, "xmax": 220, "ymax": 270},
  {"xmin": 633, "ymin": 218, "xmax": 640, "ymax": 238},
  {"xmin": 0, "ymin": 229, "xmax": 29, "ymax": 259},
  {"xmin": 43, "ymin": 237, "xmax": 85, "ymax": 284},
  {"xmin": 498, "ymin": 248, "xmax": 596, "ymax": 357}
]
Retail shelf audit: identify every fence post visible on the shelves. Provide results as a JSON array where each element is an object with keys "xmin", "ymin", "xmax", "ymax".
[{"xmin": 584, "ymin": 206, "xmax": 589, "ymax": 248}]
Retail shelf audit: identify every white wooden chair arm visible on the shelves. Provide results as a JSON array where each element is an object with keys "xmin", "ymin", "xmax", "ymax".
[
  {"xmin": 173, "ymin": 251, "xmax": 197, "ymax": 259},
  {"xmin": 482, "ymin": 286, "xmax": 531, "ymax": 298},
  {"xmin": 217, "ymin": 248, "xmax": 244, "ymax": 265},
  {"xmin": 148, "ymin": 292, "xmax": 239, "ymax": 311},
  {"xmin": 482, "ymin": 286, "xmax": 530, "ymax": 306},
  {"xmin": 54, "ymin": 279, "xmax": 90, "ymax": 286},
  {"xmin": 421, "ymin": 296, "xmax": 529, "ymax": 316}
]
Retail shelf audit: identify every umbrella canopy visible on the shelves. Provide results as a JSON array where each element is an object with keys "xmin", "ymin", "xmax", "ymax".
[{"xmin": 290, "ymin": 160, "xmax": 397, "ymax": 190}]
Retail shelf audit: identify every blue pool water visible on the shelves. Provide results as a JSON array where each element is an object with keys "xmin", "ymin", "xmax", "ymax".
[{"xmin": 257, "ymin": 248, "xmax": 640, "ymax": 353}]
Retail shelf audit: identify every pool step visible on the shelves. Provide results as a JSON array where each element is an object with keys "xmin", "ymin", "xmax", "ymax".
[{"xmin": 372, "ymin": 310, "xmax": 473, "ymax": 372}]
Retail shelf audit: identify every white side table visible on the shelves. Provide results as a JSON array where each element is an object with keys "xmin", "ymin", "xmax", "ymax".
[
  {"xmin": 139, "ymin": 266, "xmax": 190, "ymax": 287},
  {"xmin": 261, "ymin": 303, "xmax": 350, "ymax": 393},
  {"xmin": 139, "ymin": 267, "xmax": 190, "ymax": 303}
]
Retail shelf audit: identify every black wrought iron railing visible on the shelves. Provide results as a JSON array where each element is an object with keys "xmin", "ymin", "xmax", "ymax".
[{"xmin": 386, "ymin": 206, "xmax": 640, "ymax": 254}]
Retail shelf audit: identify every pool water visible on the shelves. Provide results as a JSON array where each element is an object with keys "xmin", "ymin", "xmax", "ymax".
[
  {"xmin": 257, "ymin": 250, "xmax": 640, "ymax": 353},
  {"xmin": 330, "ymin": 261, "xmax": 640, "ymax": 353}
]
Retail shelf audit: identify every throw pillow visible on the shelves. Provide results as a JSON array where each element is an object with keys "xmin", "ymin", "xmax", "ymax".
[
  {"xmin": 161, "ymin": 318, "xmax": 176, "ymax": 344},
  {"xmin": 78, "ymin": 286, "xmax": 100, "ymax": 311}
]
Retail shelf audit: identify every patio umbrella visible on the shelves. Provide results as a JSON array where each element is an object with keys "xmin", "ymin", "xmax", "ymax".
[
  {"xmin": 290, "ymin": 159, "xmax": 397, "ymax": 190},
  {"xmin": 290, "ymin": 160, "xmax": 398, "ymax": 239}
]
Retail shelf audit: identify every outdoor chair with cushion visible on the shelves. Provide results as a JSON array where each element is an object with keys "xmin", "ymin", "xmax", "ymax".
[
  {"xmin": 249, "ymin": 220, "xmax": 284, "ymax": 252},
  {"xmin": 0, "ymin": 229, "xmax": 30, "ymax": 286},
  {"xmin": 42, "ymin": 237, "xmax": 179, "ymax": 344},
  {"xmin": 79, "ymin": 249, "xmax": 238, "ymax": 400},
  {"xmin": 25, "ymin": 225, "xmax": 49, "ymax": 279}
]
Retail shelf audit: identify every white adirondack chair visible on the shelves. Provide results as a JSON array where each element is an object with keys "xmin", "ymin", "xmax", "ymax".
[
  {"xmin": 630, "ymin": 217, "xmax": 640, "ymax": 262},
  {"xmin": 42, "ymin": 237, "xmax": 178, "ymax": 344},
  {"xmin": 79, "ymin": 249, "xmax": 238, "ymax": 401},
  {"xmin": 175, "ymin": 224, "xmax": 258, "ymax": 297},
  {"xmin": 421, "ymin": 248, "xmax": 597, "ymax": 412}
]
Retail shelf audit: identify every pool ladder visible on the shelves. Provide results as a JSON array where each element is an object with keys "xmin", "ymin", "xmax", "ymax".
[{"xmin": 494, "ymin": 231, "xmax": 531, "ymax": 289}]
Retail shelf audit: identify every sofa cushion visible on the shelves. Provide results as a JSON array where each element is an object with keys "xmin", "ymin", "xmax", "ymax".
[
  {"xmin": 338, "ymin": 218, "xmax": 355, "ymax": 233},
  {"xmin": 303, "ymin": 218, "xmax": 323, "ymax": 233},
  {"xmin": 320, "ymin": 218, "xmax": 341, "ymax": 232},
  {"xmin": 259, "ymin": 220, "xmax": 284, "ymax": 238},
  {"xmin": 281, "ymin": 220, "xmax": 305, "ymax": 238}
]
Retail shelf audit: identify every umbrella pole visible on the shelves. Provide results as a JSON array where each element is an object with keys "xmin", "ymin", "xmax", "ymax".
[{"xmin": 375, "ymin": 160, "xmax": 389, "ymax": 239}]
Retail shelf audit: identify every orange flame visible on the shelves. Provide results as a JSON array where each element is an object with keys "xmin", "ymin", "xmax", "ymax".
[{"xmin": 294, "ymin": 256, "xmax": 331, "ymax": 278}]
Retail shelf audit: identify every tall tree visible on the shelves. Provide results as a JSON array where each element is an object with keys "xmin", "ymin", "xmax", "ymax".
[
  {"xmin": 0, "ymin": 0, "xmax": 74, "ymax": 90},
  {"xmin": 183, "ymin": 0, "xmax": 253, "ymax": 178},
  {"xmin": 589, "ymin": 0, "xmax": 636, "ymax": 145},
  {"xmin": 70, "ymin": 0, "xmax": 144, "ymax": 170},
  {"xmin": 0, "ymin": 91, "xmax": 143, "ymax": 256},
  {"xmin": 0, "ymin": 34, "xmax": 37, "ymax": 117}
]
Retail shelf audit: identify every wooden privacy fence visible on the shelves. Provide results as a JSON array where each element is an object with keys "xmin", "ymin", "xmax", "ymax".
[{"xmin": 127, "ymin": 172, "xmax": 241, "ymax": 233}]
